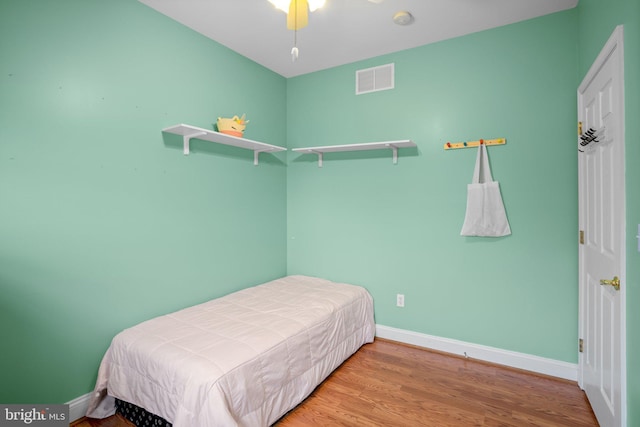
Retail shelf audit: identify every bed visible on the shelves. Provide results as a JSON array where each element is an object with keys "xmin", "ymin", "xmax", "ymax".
[{"xmin": 85, "ymin": 275, "xmax": 375, "ymax": 426}]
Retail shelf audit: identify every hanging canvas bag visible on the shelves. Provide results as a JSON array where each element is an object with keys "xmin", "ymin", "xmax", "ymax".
[{"xmin": 460, "ymin": 143, "xmax": 511, "ymax": 237}]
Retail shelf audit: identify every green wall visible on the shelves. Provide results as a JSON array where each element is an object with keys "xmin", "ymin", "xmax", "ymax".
[
  {"xmin": 287, "ymin": 10, "xmax": 579, "ymax": 362},
  {"xmin": 577, "ymin": 0, "xmax": 640, "ymax": 424},
  {"xmin": 0, "ymin": 0, "xmax": 287, "ymax": 403},
  {"xmin": 2, "ymin": 0, "xmax": 636, "ymax": 422}
]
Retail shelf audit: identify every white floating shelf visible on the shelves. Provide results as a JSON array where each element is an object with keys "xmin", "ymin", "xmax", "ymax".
[
  {"xmin": 163, "ymin": 124, "xmax": 286, "ymax": 165},
  {"xmin": 292, "ymin": 140, "xmax": 416, "ymax": 167}
]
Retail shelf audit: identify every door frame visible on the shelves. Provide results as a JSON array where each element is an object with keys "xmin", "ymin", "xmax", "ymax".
[{"xmin": 577, "ymin": 24, "xmax": 626, "ymax": 426}]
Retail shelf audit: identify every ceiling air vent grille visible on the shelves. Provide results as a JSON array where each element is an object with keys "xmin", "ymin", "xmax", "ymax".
[{"xmin": 356, "ymin": 63, "xmax": 394, "ymax": 95}]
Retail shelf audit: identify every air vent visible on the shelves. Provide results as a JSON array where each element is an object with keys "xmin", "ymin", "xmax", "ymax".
[{"xmin": 356, "ymin": 63, "xmax": 394, "ymax": 95}]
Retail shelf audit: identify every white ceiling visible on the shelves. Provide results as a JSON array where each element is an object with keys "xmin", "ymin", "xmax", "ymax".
[{"xmin": 138, "ymin": 0, "xmax": 578, "ymax": 78}]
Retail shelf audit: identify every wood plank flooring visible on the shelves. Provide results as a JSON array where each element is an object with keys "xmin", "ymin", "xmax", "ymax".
[{"xmin": 72, "ymin": 338, "xmax": 598, "ymax": 427}]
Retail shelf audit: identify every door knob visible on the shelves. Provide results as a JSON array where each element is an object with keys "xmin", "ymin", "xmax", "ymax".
[{"xmin": 600, "ymin": 276, "xmax": 620, "ymax": 291}]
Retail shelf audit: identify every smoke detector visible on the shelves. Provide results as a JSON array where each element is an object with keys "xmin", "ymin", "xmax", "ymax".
[{"xmin": 393, "ymin": 11, "xmax": 414, "ymax": 26}]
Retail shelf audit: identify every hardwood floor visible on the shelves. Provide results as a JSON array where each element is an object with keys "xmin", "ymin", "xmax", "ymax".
[
  {"xmin": 72, "ymin": 339, "xmax": 598, "ymax": 427},
  {"xmin": 72, "ymin": 414, "xmax": 135, "ymax": 427}
]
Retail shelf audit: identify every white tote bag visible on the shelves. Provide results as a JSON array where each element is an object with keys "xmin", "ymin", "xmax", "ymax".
[{"xmin": 460, "ymin": 143, "xmax": 511, "ymax": 237}]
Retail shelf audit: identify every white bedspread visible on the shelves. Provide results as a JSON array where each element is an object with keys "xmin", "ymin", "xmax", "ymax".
[{"xmin": 86, "ymin": 275, "xmax": 375, "ymax": 426}]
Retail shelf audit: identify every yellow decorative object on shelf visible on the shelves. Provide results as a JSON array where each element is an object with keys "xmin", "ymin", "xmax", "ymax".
[{"xmin": 217, "ymin": 114, "xmax": 249, "ymax": 137}]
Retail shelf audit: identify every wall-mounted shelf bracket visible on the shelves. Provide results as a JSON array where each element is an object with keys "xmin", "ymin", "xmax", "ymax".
[
  {"xmin": 182, "ymin": 131, "xmax": 207, "ymax": 155},
  {"xmin": 390, "ymin": 144, "xmax": 399, "ymax": 164},
  {"xmin": 253, "ymin": 149, "xmax": 273, "ymax": 166},
  {"xmin": 292, "ymin": 140, "xmax": 415, "ymax": 168}
]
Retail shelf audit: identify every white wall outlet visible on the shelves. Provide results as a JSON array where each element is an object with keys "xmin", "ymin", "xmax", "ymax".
[{"xmin": 396, "ymin": 293, "xmax": 405, "ymax": 307}]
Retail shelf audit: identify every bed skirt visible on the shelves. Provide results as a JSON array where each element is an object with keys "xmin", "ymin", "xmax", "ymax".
[{"xmin": 116, "ymin": 399, "xmax": 171, "ymax": 427}]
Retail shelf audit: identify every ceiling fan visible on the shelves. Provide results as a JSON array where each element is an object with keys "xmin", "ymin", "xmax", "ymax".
[
  {"xmin": 267, "ymin": 0, "xmax": 325, "ymax": 30},
  {"xmin": 267, "ymin": 0, "xmax": 325, "ymax": 61},
  {"xmin": 268, "ymin": 0, "xmax": 384, "ymax": 26},
  {"xmin": 267, "ymin": 0, "xmax": 385, "ymax": 61}
]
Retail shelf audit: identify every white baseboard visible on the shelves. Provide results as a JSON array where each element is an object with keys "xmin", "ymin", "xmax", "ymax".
[
  {"xmin": 375, "ymin": 324, "xmax": 577, "ymax": 382},
  {"xmin": 67, "ymin": 392, "xmax": 92, "ymax": 422}
]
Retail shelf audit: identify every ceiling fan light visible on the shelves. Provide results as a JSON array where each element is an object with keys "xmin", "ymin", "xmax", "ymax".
[
  {"xmin": 308, "ymin": 0, "xmax": 325, "ymax": 12},
  {"xmin": 268, "ymin": 0, "xmax": 290, "ymax": 13},
  {"xmin": 287, "ymin": 0, "xmax": 309, "ymax": 30},
  {"xmin": 269, "ymin": 0, "xmax": 325, "ymax": 14}
]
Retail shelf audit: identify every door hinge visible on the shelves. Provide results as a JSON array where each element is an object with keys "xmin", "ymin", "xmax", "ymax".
[
  {"xmin": 579, "ymin": 230, "xmax": 585, "ymax": 245},
  {"xmin": 578, "ymin": 121, "xmax": 583, "ymax": 136},
  {"xmin": 579, "ymin": 338, "xmax": 584, "ymax": 353}
]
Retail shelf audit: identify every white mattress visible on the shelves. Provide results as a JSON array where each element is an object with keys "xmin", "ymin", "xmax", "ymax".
[{"xmin": 86, "ymin": 275, "xmax": 375, "ymax": 426}]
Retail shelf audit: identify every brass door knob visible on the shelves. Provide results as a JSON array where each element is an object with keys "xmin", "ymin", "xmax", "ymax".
[{"xmin": 600, "ymin": 276, "xmax": 620, "ymax": 291}]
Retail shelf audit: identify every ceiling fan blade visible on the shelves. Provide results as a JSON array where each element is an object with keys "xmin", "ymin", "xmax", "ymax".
[{"xmin": 287, "ymin": 0, "xmax": 309, "ymax": 30}]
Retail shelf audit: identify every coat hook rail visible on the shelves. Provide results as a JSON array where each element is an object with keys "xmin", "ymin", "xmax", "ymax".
[{"xmin": 444, "ymin": 138, "xmax": 506, "ymax": 150}]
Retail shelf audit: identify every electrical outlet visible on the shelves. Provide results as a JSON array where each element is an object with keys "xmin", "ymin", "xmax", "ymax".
[{"xmin": 396, "ymin": 294, "xmax": 405, "ymax": 307}]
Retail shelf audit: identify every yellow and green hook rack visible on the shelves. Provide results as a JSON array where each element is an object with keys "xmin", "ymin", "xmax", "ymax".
[{"xmin": 443, "ymin": 138, "xmax": 506, "ymax": 150}]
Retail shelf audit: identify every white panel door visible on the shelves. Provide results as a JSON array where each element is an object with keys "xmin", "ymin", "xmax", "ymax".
[{"xmin": 578, "ymin": 26, "xmax": 626, "ymax": 427}]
